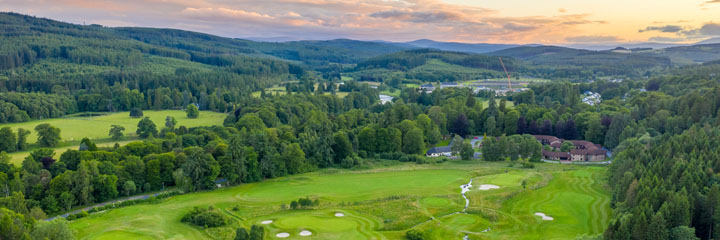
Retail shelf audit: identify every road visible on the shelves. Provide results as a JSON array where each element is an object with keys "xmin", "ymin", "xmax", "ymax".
[{"xmin": 45, "ymin": 192, "xmax": 166, "ymax": 221}]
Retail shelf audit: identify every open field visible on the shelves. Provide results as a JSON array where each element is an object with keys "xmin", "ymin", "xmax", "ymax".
[
  {"xmin": 0, "ymin": 110, "xmax": 226, "ymax": 145},
  {"xmin": 67, "ymin": 161, "xmax": 610, "ymax": 240},
  {"xmin": 0, "ymin": 110, "xmax": 226, "ymax": 165}
]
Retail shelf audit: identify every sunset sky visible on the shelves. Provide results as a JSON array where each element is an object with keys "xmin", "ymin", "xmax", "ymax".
[{"xmin": 2, "ymin": 0, "xmax": 719, "ymax": 44}]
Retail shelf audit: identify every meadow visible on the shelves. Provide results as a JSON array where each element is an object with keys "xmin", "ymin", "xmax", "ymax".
[
  {"xmin": 0, "ymin": 110, "xmax": 227, "ymax": 164},
  {"xmin": 67, "ymin": 161, "xmax": 610, "ymax": 240}
]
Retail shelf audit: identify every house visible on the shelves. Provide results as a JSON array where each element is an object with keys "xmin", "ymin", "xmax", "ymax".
[
  {"xmin": 533, "ymin": 135, "xmax": 563, "ymax": 149},
  {"xmin": 533, "ymin": 135, "xmax": 607, "ymax": 162},
  {"xmin": 419, "ymin": 84, "xmax": 435, "ymax": 93},
  {"xmin": 215, "ymin": 178, "xmax": 228, "ymax": 188},
  {"xmin": 426, "ymin": 146, "xmax": 452, "ymax": 157},
  {"xmin": 379, "ymin": 94, "xmax": 394, "ymax": 104},
  {"xmin": 542, "ymin": 150, "xmax": 570, "ymax": 161},
  {"xmin": 582, "ymin": 91, "xmax": 602, "ymax": 106}
]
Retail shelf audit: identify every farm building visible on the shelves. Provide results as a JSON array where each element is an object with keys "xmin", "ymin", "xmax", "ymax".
[{"xmin": 419, "ymin": 84, "xmax": 435, "ymax": 93}]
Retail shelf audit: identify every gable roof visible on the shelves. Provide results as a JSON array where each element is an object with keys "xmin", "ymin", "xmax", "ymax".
[{"xmin": 426, "ymin": 146, "xmax": 451, "ymax": 154}]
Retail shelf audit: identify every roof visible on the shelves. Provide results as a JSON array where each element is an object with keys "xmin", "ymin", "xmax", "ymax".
[
  {"xmin": 542, "ymin": 150, "xmax": 570, "ymax": 158},
  {"xmin": 426, "ymin": 146, "xmax": 451, "ymax": 154},
  {"xmin": 441, "ymin": 82, "xmax": 458, "ymax": 86},
  {"xmin": 570, "ymin": 148, "xmax": 607, "ymax": 155},
  {"xmin": 420, "ymin": 84, "xmax": 434, "ymax": 88}
]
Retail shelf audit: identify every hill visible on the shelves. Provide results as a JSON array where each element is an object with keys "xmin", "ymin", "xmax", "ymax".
[
  {"xmin": 489, "ymin": 45, "xmax": 673, "ymax": 76},
  {"xmin": 654, "ymin": 43, "xmax": 720, "ymax": 64},
  {"xmin": 402, "ymin": 39, "xmax": 521, "ymax": 54}
]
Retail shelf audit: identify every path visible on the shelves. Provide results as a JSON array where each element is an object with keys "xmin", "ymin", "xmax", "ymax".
[{"xmin": 45, "ymin": 192, "xmax": 167, "ymax": 221}]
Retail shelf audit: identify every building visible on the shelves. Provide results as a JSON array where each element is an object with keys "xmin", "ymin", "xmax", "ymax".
[
  {"xmin": 419, "ymin": 84, "xmax": 435, "ymax": 93},
  {"xmin": 582, "ymin": 91, "xmax": 602, "ymax": 106},
  {"xmin": 542, "ymin": 150, "xmax": 570, "ymax": 161},
  {"xmin": 426, "ymin": 146, "xmax": 452, "ymax": 157},
  {"xmin": 440, "ymin": 82, "xmax": 461, "ymax": 89},
  {"xmin": 534, "ymin": 135, "xmax": 607, "ymax": 162},
  {"xmin": 379, "ymin": 94, "xmax": 394, "ymax": 104}
]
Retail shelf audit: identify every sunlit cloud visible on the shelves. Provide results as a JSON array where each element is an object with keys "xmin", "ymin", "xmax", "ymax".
[
  {"xmin": 0, "ymin": 0, "xmax": 714, "ymax": 44},
  {"xmin": 565, "ymin": 35, "xmax": 623, "ymax": 43}
]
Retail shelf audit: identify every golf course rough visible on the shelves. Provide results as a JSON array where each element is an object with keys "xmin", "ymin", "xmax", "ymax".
[{"xmin": 67, "ymin": 162, "xmax": 611, "ymax": 240}]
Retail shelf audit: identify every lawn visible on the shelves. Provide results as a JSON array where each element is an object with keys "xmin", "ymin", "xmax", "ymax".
[{"xmin": 67, "ymin": 161, "xmax": 610, "ymax": 240}]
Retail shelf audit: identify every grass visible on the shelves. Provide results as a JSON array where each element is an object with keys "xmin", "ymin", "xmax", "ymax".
[
  {"xmin": 7, "ymin": 140, "xmax": 134, "ymax": 165},
  {"xmin": 0, "ymin": 110, "xmax": 226, "ymax": 165},
  {"xmin": 67, "ymin": 161, "xmax": 610, "ymax": 240}
]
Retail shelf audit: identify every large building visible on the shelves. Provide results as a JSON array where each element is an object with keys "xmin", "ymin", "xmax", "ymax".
[{"xmin": 533, "ymin": 135, "xmax": 607, "ymax": 162}]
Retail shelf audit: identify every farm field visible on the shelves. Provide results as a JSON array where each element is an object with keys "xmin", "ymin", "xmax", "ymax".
[{"xmin": 67, "ymin": 161, "xmax": 610, "ymax": 240}]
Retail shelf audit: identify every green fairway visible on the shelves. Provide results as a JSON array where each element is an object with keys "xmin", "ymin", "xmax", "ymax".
[
  {"xmin": 0, "ymin": 110, "xmax": 226, "ymax": 145},
  {"xmin": 66, "ymin": 162, "xmax": 610, "ymax": 240}
]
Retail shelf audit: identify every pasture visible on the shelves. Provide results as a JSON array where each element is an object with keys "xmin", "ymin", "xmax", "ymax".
[
  {"xmin": 0, "ymin": 110, "xmax": 226, "ymax": 164},
  {"xmin": 67, "ymin": 161, "xmax": 610, "ymax": 240}
]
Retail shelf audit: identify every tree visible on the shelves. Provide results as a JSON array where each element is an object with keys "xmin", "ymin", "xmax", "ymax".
[
  {"xmin": 136, "ymin": 117, "xmax": 158, "ymax": 138},
  {"xmin": 122, "ymin": 181, "xmax": 136, "ymax": 196},
  {"xmin": 165, "ymin": 116, "xmax": 177, "ymax": 130},
  {"xmin": 465, "ymin": 94, "xmax": 476, "ymax": 107},
  {"xmin": 109, "ymin": 125, "xmax": 125, "ymax": 140},
  {"xmin": 358, "ymin": 127, "xmax": 376, "ymax": 153},
  {"xmin": 31, "ymin": 219, "xmax": 75, "ymax": 240},
  {"xmin": 283, "ymin": 143, "xmax": 307, "ymax": 175},
  {"xmin": 79, "ymin": 137, "xmax": 97, "ymax": 151},
  {"xmin": 504, "ymin": 110, "xmax": 519, "ymax": 135},
  {"xmin": 450, "ymin": 135, "xmax": 464, "ymax": 155},
  {"xmin": 460, "ymin": 143, "xmax": 474, "ymax": 160},
  {"xmin": 35, "ymin": 124, "xmax": 61, "ymax": 147},
  {"xmin": 186, "ymin": 104, "xmax": 200, "ymax": 118},
  {"xmin": 331, "ymin": 132, "xmax": 353, "ymax": 163},
  {"xmin": 0, "ymin": 127, "xmax": 16, "ymax": 152},
  {"xmin": 560, "ymin": 141, "xmax": 575, "ymax": 152},
  {"xmin": 402, "ymin": 128, "xmax": 424, "ymax": 155},
  {"xmin": 250, "ymin": 225, "xmax": 265, "ymax": 240},
  {"xmin": 485, "ymin": 116, "xmax": 497, "ymax": 136},
  {"xmin": 235, "ymin": 227, "xmax": 250, "ymax": 240},
  {"xmin": 181, "ymin": 147, "xmax": 220, "ymax": 190},
  {"xmin": 16, "ymin": 128, "xmax": 30, "ymax": 151},
  {"xmin": 482, "ymin": 137, "xmax": 502, "ymax": 161},
  {"xmin": 129, "ymin": 108, "xmax": 143, "ymax": 118},
  {"xmin": 451, "ymin": 114, "xmax": 470, "ymax": 137}
]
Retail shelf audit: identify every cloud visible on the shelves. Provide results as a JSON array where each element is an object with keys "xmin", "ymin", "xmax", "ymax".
[
  {"xmin": 699, "ymin": 23, "xmax": 720, "ymax": 35},
  {"xmin": 639, "ymin": 25, "xmax": 683, "ymax": 33},
  {"xmin": 703, "ymin": 0, "xmax": 720, "ymax": 4},
  {"xmin": 565, "ymin": 35, "xmax": 623, "ymax": 43},
  {"xmin": 558, "ymin": 8, "xmax": 567, "ymax": 13},
  {"xmin": 369, "ymin": 10, "xmax": 462, "ymax": 23},
  {"xmin": 648, "ymin": 36, "xmax": 686, "ymax": 42}
]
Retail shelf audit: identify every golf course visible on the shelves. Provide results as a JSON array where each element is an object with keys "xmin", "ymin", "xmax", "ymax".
[{"xmin": 67, "ymin": 161, "xmax": 611, "ymax": 240}]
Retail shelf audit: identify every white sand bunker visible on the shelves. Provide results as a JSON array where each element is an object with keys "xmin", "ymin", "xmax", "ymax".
[
  {"xmin": 534, "ymin": 212, "xmax": 554, "ymax": 221},
  {"xmin": 334, "ymin": 212, "xmax": 345, "ymax": 217},
  {"xmin": 276, "ymin": 232, "xmax": 290, "ymax": 238},
  {"xmin": 478, "ymin": 184, "xmax": 500, "ymax": 190},
  {"xmin": 261, "ymin": 220, "xmax": 273, "ymax": 224},
  {"xmin": 299, "ymin": 230, "xmax": 312, "ymax": 236}
]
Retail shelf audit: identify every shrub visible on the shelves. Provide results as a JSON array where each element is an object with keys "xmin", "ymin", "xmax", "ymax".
[{"xmin": 181, "ymin": 206, "xmax": 227, "ymax": 227}]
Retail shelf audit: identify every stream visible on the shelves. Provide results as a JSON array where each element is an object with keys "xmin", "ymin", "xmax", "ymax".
[{"xmin": 460, "ymin": 179, "xmax": 473, "ymax": 212}]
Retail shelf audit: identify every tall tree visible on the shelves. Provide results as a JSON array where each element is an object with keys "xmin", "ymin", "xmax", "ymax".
[
  {"xmin": 402, "ymin": 128, "xmax": 425, "ymax": 155},
  {"xmin": 186, "ymin": 104, "xmax": 200, "ymax": 119},
  {"xmin": 136, "ymin": 117, "xmax": 158, "ymax": 138},
  {"xmin": 0, "ymin": 127, "xmax": 16, "ymax": 152},
  {"xmin": 451, "ymin": 114, "xmax": 470, "ymax": 137},
  {"xmin": 16, "ymin": 128, "xmax": 30, "ymax": 151},
  {"xmin": 34, "ymin": 124, "xmax": 61, "ymax": 147}
]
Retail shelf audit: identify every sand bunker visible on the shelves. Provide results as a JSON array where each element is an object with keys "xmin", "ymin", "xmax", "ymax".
[
  {"xmin": 334, "ymin": 212, "xmax": 345, "ymax": 217},
  {"xmin": 299, "ymin": 230, "xmax": 312, "ymax": 236},
  {"xmin": 261, "ymin": 220, "xmax": 273, "ymax": 224},
  {"xmin": 478, "ymin": 184, "xmax": 500, "ymax": 190},
  {"xmin": 534, "ymin": 212, "xmax": 554, "ymax": 221},
  {"xmin": 276, "ymin": 232, "xmax": 290, "ymax": 238}
]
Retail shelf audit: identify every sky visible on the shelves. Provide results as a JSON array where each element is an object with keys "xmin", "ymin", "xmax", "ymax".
[{"xmin": 1, "ymin": 0, "xmax": 719, "ymax": 44}]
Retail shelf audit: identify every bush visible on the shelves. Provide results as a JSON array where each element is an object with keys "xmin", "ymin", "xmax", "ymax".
[
  {"xmin": 181, "ymin": 206, "xmax": 228, "ymax": 228},
  {"xmin": 406, "ymin": 229, "xmax": 424, "ymax": 240}
]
